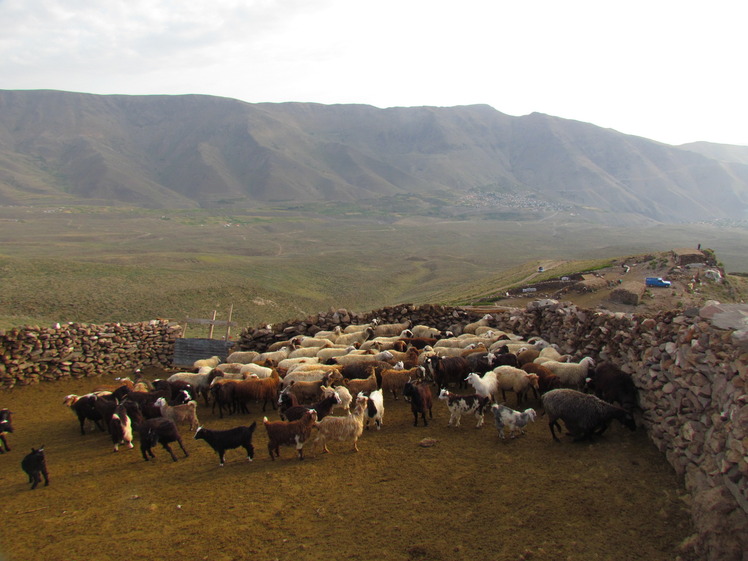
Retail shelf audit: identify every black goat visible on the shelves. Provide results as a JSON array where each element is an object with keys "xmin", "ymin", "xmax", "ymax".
[
  {"xmin": 424, "ymin": 356, "xmax": 470, "ymax": 390},
  {"xmin": 282, "ymin": 392, "xmax": 340, "ymax": 422},
  {"xmin": 63, "ymin": 394, "xmax": 107, "ymax": 435},
  {"xmin": 0, "ymin": 408, "xmax": 13, "ymax": 453},
  {"xmin": 587, "ymin": 362, "xmax": 638, "ymax": 413},
  {"xmin": 139, "ymin": 418, "xmax": 189, "ymax": 462},
  {"xmin": 194, "ymin": 422, "xmax": 257, "ymax": 466},
  {"xmin": 21, "ymin": 446, "xmax": 49, "ymax": 489}
]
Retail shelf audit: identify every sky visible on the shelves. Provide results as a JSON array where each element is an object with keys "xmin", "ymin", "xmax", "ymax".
[{"xmin": 1, "ymin": 0, "xmax": 746, "ymax": 146}]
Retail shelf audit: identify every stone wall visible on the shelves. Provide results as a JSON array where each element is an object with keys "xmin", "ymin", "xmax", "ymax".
[
  {"xmin": 0, "ymin": 320, "xmax": 181, "ymax": 388},
  {"xmin": 238, "ymin": 301, "xmax": 748, "ymax": 561}
]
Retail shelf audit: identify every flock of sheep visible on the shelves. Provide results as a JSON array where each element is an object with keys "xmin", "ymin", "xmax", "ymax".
[{"xmin": 5, "ymin": 313, "xmax": 640, "ymax": 487}]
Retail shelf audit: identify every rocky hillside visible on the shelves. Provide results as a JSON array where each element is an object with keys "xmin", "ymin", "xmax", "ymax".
[{"xmin": 1, "ymin": 89, "xmax": 748, "ymax": 224}]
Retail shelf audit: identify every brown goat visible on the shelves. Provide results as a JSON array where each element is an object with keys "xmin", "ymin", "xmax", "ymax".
[
  {"xmin": 232, "ymin": 370, "xmax": 281, "ymax": 414},
  {"xmin": 344, "ymin": 369, "xmax": 377, "ymax": 396},
  {"xmin": 263, "ymin": 409, "xmax": 318, "ymax": 460}
]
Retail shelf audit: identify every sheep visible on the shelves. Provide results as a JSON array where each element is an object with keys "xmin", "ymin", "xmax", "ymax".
[
  {"xmin": 516, "ymin": 348, "xmax": 541, "ymax": 366},
  {"xmin": 194, "ymin": 422, "xmax": 257, "ymax": 466},
  {"xmin": 541, "ymin": 388, "xmax": 636, "ymax": 442},
  {"xmin": 263, "ymin": 409, "xmax": 318, "ymax": 460},
  {"xmin": 253, "ymin": 346, "xmax": 291, "ymax": 364},
  {"xmin": 333, "ymin": 326, "xmax": 375, "ymax": 347},
  {"xmin": 1, "ymin": 408, "xmax": 14, "ymax": 453},
  {"xmin": 239, "ymin": 363, "xmax": 274, "ymax": 379},
  {"xmin": 139, "ymin": 417, "xmax": 190, "ymax": 461},
  {"xmin": 492, "ymin": 365, "xmax": 540, "ymax": 405},
  {"xmin": 463, "ymin": 314, "xmax": 493, "ymax": 334},
  {"xmin": 402, "ymin": 381, "xmax": 433, "ymax": 427},
  {"xmin": 63, "ymin": 393, "xmax": 107, "ymax": 435},
  {"xmin": 363, "ymin": 389, "xmax": 384, "ymax": 430},
  {"xmin": 411, "ymin": 325, "xmax": 441, "ymax": 339},
  {"xmin": 382, "ymin": 347, "xmax": 421, "ymax": 368},
  {"xmin": 288, "ymin": 345, "xmax": 331, "ymax": 359},
  {"xmin": 166, "ymin": 369, "xmax": 221, "ymax": 406},
  {"xmin": 344, "ymin": 369, "xmax": 378, "ymax": 397},
  {"xmin": 285, "ymin": 379, "xmax": 328, "ymax": 405},
  {"xmin": 359, "ymin": 332, "xmax": 413, "ymax": 351},
  {"xmin": 586, "ymin": 362, "xmax": 638, "ymax": 413},
  {"xmin": 331, "ymin": 350, "xmax": 393, "ymax": 366},
  {"xmin": 21, "ymin": 446, "xmax": 49, "ymax": 489},
  {"xmin": 342, "ymin": 320, "xmax": 379, "ymax": 333},
  {"xmin": 381, "ymin": 366, "xmax": 425, "ymax": 400},
  {"xmin": 277, "ymin": 357, "xmax": 320, "ymax": 371},
  {"xmin": 154, "ymin": 397, "xmax": 199, "ymax": 431},
  {"xmin": 491, "ymin": 404, "xmax": 537, "ymax": 439},
  {"xmin": 538, "ymin": 345, "xmax": 567, "ymax": 361},
  {"xmin": 438, "ymin": 389, "xmax": 490, "ymax": 428},
  {"xmin": 281, "ymin": 367, "xmax": 343, "ymax": 388},
  {"xmin": 373, "ymin": 320, "xmax": 411, "ymax": 337},
  {"xmin": 193, "ymin": 355, "xmax": 221, "ymax": 370},
  {"xmin": 395, "ymin": 337, "xmax": 437, "ymax": 351},
  {"xmin": 226, "ymin": 350, "xmax": 260, "ymax": 364},
  {"xmin": 312, "ymin": 325, "xmax": 343, "ymax": 341},
  {"xmin": 315, "ymin": 345, "xmax": 357, "ymax": 362},
  {"xmin": 542, "ymin": 357, "xmax": 596, "ymax": 390},
  {"xmin": 313, "ymin": 395, "xmax": 369, "ymax": 453}
]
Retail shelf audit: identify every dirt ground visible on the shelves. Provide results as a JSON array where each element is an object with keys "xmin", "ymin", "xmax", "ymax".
[{"xmin": 0, "ymin": 370, "xmax": 693, "ymax": 561}]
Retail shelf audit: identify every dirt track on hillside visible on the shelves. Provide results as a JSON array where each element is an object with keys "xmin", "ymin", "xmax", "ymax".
[{"xmin": 0, "ymin": 371, "xmax": 693, "ymax": 561}]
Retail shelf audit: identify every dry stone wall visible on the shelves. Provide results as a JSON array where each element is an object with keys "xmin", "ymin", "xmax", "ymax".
[
  {"xmin": 239, "ymin": 300, "xmax": 748, "ymax": 561},
  {"xmin": 0, "ymin": 320, "xmax": 181, "ymax": 388}
]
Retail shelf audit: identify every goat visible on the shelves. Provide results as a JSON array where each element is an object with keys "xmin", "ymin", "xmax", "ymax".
[
  {"xmin": 363, "ymin": 389, "xmax": 385, "ymax": 430},
  {"xmin": 155, "ymin": 397, "xmax": 199, "ymax": 431},
  {"xmin": 232, "ymin": 370, "xmax": 281, "ymax": 414},
  {"xmin": 63, "ymin": 393, "xmax": 107, "ymax": 435},
  {"xmin": 314, "ymin": 395, "xmax": 369, "ymax": 453},
  {"xmin": 381, "ymin": 366, "xmax": 425, "ymax": 400},
  {"xmin": 438, "ymin": 389, "xmax": 490, "ymax": 428},
  {"xmin": 109, "ymin": 402, "xmax": 135, "ymax": 452},
  {"xmin": 282, "ymin": 390, "xmax": 341, "ymax": 423},
  {"xmin": 263, "ymin": 409, "xmax": 318, "ymax": 460},
  {"xmin": 424, "ymin": 356, "xmax": 470, "ymax": 390},
  {"xmin": 491, "ymin": 404, "xmax": 537, "ymax": 439},
  {"xmin": 194, "ymin": 422, "xmax": 257, "ymax": 466},
  {"xmin": 321, "ymin": 384, "xmax": 352, "ymax": 413},
  {"xmin": 402, "ymin": 381, "xmax": 433, "ymax": 427},
  {"xmin": 586, "ymin": 362, "xmax": 638, "ymax": 413},
  {"xmin": 344, "ymin": 368, "xmax": 378, "ymax": 396},
  {"xmin": 139, "ymin": 417, "xmax": 189, "ymax": 462},
  {"xmin": 21, "ymin": 446, "xmax": 49, "ymax": 489},
  {"xmin": 0, "ymin": 408, "xmax": 14, "ymax": 453}
]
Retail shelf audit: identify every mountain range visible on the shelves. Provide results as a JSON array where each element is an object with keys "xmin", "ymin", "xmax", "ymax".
[{"xmin": 1, "ymin": 89, "xmax": 747, "ymax": 224}]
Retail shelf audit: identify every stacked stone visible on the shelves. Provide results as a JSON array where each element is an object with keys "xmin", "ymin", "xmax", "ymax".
[{"xmin": 0, "ymin": 320, "xmax": 181, "ymax": 389}]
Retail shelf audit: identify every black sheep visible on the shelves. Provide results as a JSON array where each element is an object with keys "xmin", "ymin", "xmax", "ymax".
[
  {"xmin": 587, "ymin": 362, "xmax": 638, "ymax": 413},
  {"xmin": 21, "ymin": 446, "xmax": 49, "ymax": 489},
  {"xmin": 194, "ymin": 422, "xmax": 257, "ymax": 466}
]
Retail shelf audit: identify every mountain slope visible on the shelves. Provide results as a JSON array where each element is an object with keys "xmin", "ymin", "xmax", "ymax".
[{"xmin": 1, "ymin": 89, "xmax": 747, "ymax": 222}]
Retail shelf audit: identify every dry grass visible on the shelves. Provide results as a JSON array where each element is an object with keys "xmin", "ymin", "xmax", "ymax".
[{"xmin": 0, "ymin": 370, "xmax": 693, "ymax": 561}]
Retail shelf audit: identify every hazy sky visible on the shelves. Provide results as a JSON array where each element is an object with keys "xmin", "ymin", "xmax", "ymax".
[{"xmin": 2, "ymin": 0, "xmax": 746, "ymax": 146}]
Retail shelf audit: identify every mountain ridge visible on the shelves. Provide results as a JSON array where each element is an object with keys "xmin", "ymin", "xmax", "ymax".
[{"xmin": 1, "ymin": 89, "xmax": 747, "ymax": 223}]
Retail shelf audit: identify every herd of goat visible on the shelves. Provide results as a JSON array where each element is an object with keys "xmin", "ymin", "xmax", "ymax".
[{"xmin": 2, "ymin": 315, "xmax": 639, "ymax": 488}]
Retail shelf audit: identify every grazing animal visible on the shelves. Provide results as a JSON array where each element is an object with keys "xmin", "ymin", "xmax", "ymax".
[
  {"xmin": 438, "ymin": 389, "xmax": 490, "ymax": 428},
  {"xmin": 464, "ymin": 371, "xmax": 499, "ymax": 401},
  {"xmin": 541, "ymin": 357, "xmax": 595, "ymax": 389},
  {"xmin": 154, "ymin": 397, "xmax": 199, "ymax": 431},
  {"xmin": 402, "ymin": 381, "xmax": 433, "ymax": 427},
  {"xmin": 0, "ymin": 408, "xmax": 14, "ymax": 453},
  {"xmin": 139, "ymin": 418, "xmax": 189, "ymax": 462},
  {"xmin": 194, "ymin": 422, "xmax": 257, "ymax": 466},
  {"xmin": 587, "ymin": 362, "xmax": 638, "ymax": 413},
  {"xmin": 380, "ymin": 366, "xmax": 425, "ymax": 400},
  {"xmin": 193, "ymin": 355, "xmax": 221, "ymax": 370},
  {"xmin": 263, "ymin": 409, "xmax": 318, "ymax": 460},
  {"xmin": 314, "ymin": 395, "xmax": 369, "ymax": 453},
  {"xmin": 63, "ymin": 394, "xmax": 107, "ymax": 435},
  {"xmin": 21, "ymin": 446, "xmax": 49, "ymax": 489},
  {"xmin": 492, "ymin": 365, "xmax": 540, "ymax": 405},
  {"xmin": 424, "ymin": 356, "xmax": 470, "ymax": 390},
  {"xmin": 321, "ymin": 385, "xmax": 352, "ymax": 413},
  {"xmin": 282, "ymin": 391, "xmax": 341, "ymax": 423},
  {"xmin": 344, "ymin": 368, "xmax": 378, "ymax": 397},
  {"xmin": 166, "ymin": 369, "xmax": 221, "ymax": 406},
  {"xmin": 541, "ymin": 388, "xmax": 636, "ymax": 442},
  {"xmin": 491, "ymin": 404, "xmax": 537, "ymax": 439},
  {"xmin": 363, "ymin": 389, "xmax": 385, "ymax": 430},
  {"xmin": 109, "ymin": 402, "xmax": 135, "ymax": 452},
  {"xmin": 232, "ymin": 370, "xmax": 281, "ymax": 414},
  {"xmin": 521, "ymin": 362, "xmax": 562, "ymax": 397}
]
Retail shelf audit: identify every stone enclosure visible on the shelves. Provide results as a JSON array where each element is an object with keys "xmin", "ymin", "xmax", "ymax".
[{"xmin": 1, "ymin": 302, "xmax": 746, "ymax": 560}]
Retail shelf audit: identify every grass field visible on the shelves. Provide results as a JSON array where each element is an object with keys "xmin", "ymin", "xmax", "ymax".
[{"xmin": 1, "ymin": 204, "xmax": 747, "ymax": 330}]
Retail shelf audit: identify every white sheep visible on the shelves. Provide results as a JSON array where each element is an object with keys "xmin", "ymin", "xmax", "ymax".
[
  {"xmin": 542, "ymin": 357, "xmax": 595, "ymax": 389},
  {"xmin": 342, "ymin": 320, "xmax": 379, "ymax": 333},
  {"xmin": 288, "ymin": 345, "xmax": 331, "ymax": 359},
  {"xmin": 193, "ymin": 355, "xmax": 221, "ymax": 370},
  {"xmin": 373, "ymin": 320, "xmax": 412, "ymax": 337},
  {"xmin": 333, "ymin": 326, "xmax": 375, "ymax": 347},
  {"xmin": 315, "ymin": 345, "xmax": 357, "ymax": 361},
  {"xmin": 226, "ymin": 351, "xmax": 260, "ymax": 364},
  {"xmin": 491, "ymin": 365, "xmax": 540, "ymax": 405},
  {"xmin": 411, "ymin": 325, "xmax": 441, "ymax": 339},
  {"xmin": 359, "ymin": 330, "xmax": 413, "ymax": 351},
  {"xmin": 253, "ymin": 346, "xmax": 291, "ymax": 364},
  {"xmin": 463, "ymin": 314, "xmax": 493, "ymax": 334},
  {"xmin": 239, "ymin": 363, "xmax": 274, "ymax": 379}
]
